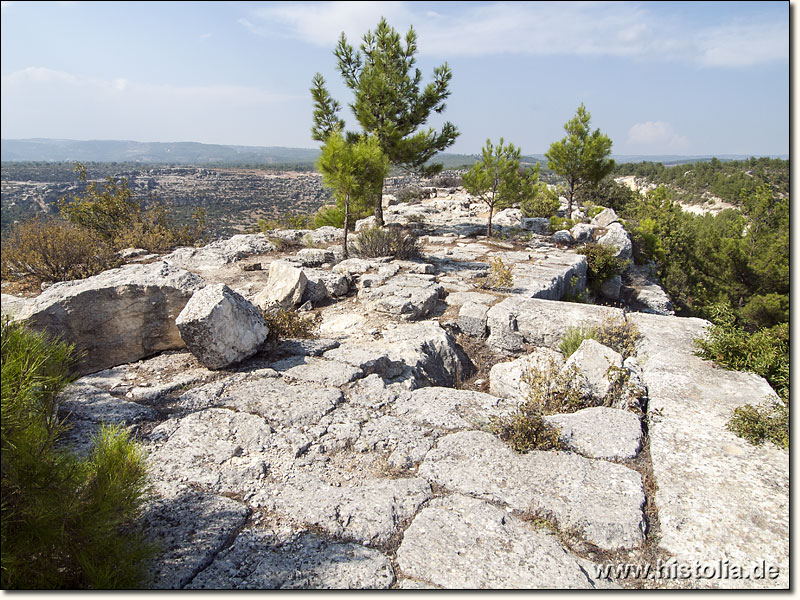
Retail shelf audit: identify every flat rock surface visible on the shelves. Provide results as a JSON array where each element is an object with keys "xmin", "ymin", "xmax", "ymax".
[
  {"xmin": 254, "ymin": 475, "xmax": 431, "ymax": 547},
  {"xmin": 633, "ymin": 312, "xmax": 789, "ymax": 588},
  {"xmin": 188, "ymin": 530, "xmax": 395, "ymax": 589},
  {"xmin": 545, "ymin": 407, "xmax": 642, "ymax": 460},
  {"xmin": 396, "ymin": 495, "xmax": 600, "ymax": 589},
  {"xmin": 141, "ymin": 484, "xmax": 251, "ymax": 589},
  {"xmin": 419, "ymin": 431, "xmax": 646, "ymax": 551}
]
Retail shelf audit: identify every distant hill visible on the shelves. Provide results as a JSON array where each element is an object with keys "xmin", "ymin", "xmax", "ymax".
[
  {"xmin": 0, "ymin": 139, "xmax": 320, "ymax": 166},
  {"xmin": 0, "ymin": 138, "xmax": 786, "ymax": 167}
]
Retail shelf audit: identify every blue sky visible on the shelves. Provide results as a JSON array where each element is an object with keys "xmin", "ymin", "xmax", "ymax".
[{"xmin": 0, "ymin": 1, "xmax": 789, "ymax": 156}]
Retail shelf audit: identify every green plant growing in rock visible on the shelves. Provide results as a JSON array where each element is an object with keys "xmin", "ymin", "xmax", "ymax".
[
  {"xmin": 727, "ymin": 400, "xmax": 788, "ymax": 449},
  {"xmin": 559, "ymin": 326, "xmax": 599, "ymax": 357},
  {"xmin": 549, "ymin": 216, "xmax": 575, "ymax": 232},
  {"xmin": 352, "ymin": 225, "xmax": 420, "ymax": 260},
  {"xmin": 520, "ymin": 185, "xmax": 561, "ymax": 219},
  {"xmin": 694, "ymin": 303, "xmax": 788, "ymax": 448},
  {"xmin": 490, "ymin": 408, "xmax": 563, "ymax": 453},
  {"xmin": 577, "ymin": 242, "xmax": 628, "ymax": 294},
  {"xmin": 1, "ymin": 320, "xmax": 153, "ymax": 589},
  {"xmin": 596, "ymin": 315, "xmax": 641, "ymax": 360},
  {"xmin": 486, "ymin": 257, "xmax": 513, "ymax": 290},
  {"xmin": 262, "ymin": 309, "xmax": 320, "ymax": 342}
]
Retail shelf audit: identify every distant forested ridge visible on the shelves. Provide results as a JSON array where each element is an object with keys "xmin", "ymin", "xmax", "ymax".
[{"xmin": 613, "ymin": 157, "xmax": 788, "ymax": 205}]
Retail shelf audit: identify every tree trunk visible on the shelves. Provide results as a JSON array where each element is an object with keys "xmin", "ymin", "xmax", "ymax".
[
  {"xmin": 343, "ymin": 194, "xmax": 350, "ymax": 259},
  {"xmin": 487, "ymin": 206, "xmax": 493, "ymax": 238},
  {"xmin": 375, "ymin": 188, "xmax": 384, "ymax": 227}
]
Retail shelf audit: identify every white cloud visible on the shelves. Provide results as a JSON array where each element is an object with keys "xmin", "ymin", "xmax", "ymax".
[
  {"xmin": 696, "ymin": 21, "xmax": 787, "ymax": 67},
  {"xmin": 627, "ymin": 121, "xmax": 689, "ymax": 149},
  {"xmin": 246, "ymin": 1, "xmax": 412, "ymax": 47},
  {"xmin": 241, "ymin": 1, "xmax": 787, "ymax": 68}
]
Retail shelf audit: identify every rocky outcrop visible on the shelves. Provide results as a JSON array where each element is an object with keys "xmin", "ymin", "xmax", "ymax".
[
  {"xmin": 176, "ymin": 284, "xmax": 269, "ymax": 369},
  {"xmin": 254, "ymin": 261, "xmax": 307, "ymax": 309},
  {"xmin": 16, "ymin": 261, "xmax": 204, "ymax": 374},
  {"xmin": 632, "ymin": 312, "xmax": 788, "ymax": 588},
  {"xmin": 486, "ymin": 296, "xmax": 624, "ymax": 353},
  {"xmin": 419, "ymin": 431, "xmax": 646, "ymax": 551},
  {"xmin": 396, "ymin": 495, "xmax": 605, "ymax": 588},
  {"xmin": 38, "ymin": 184, "xmax": 787, "ymax": 589}
]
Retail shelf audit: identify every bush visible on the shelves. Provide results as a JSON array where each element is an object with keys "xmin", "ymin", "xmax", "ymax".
[
  {"xmin": 595, "ymin": 314, "xmax": 641, "ymax": 360},
  {"xmin": 694, "ymin": 305, "xmax": 789, "ymax": 448},
  {"xmin": 1, "ymin": 217, "xmax": 121, "ymax": 285},
  {"xmin": 559, "ymin": 326, "xmax": 598, "ymax": 358},
  {"xmin": 352, "ymin": 226, "xmax": 420, "ymax": 259},
  {"xmin": 558, "ymin": 316, "xmax": 640, "ymax": 361},
  {"xmin": 487, "ymin": 257, "xmax": 513, "ymax": 290},
  {"xmin": 59, "ymin": 163, "xmax": 206, "ymax": 253},
  {"xmin": 429, "ymin": 174, "xmax": 462, "ymax": 188},
  {"xmin": 396, "ymin": 184, "xmax": 424, "ymax": 204},
  {"xmin": 521, "ymin": 185, "xmax": 560, "ymax": 218},
  {"xmin": 490, "ymin": 408, "xmax": 563, "ymax": 453},
  {"xmin": 491, "ymin": 357, "xmax": 600, "ymax": 453},
  {"xmin": 262, "ymin": 309, "xmax": 320, "ymax": 342},
  {"xmin": 1, "ymin": 320, "xmax": 153, "ymax": 588},
  {"xmin": 694, "ymin": 306, "xmax": 788, "ymax": 403},
  {"xmin": 577, "ymin": 243, "xmax": 628, "ymax": 293},
  {"xmin": 727, "ymin": 400, "xmax": 788, "ymax": 449},
  {"xmin": 549, "ymin": 216, "xmax": 575, "ymax": 231}
]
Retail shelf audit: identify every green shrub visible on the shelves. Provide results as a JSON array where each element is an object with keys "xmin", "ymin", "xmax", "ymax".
[
  {"xmin": 727, "ymin": 400, "xmax": 788, "ymax": 449},
  {"xmin": 59, "ymin": 163, "xmax": 206, "ymax": 253},
  {"xmin": 263, "ymin": 309, "xmax": 320, "ymax": 342},
  {"xmin": 595, "ymin": 314, "xmax": 641, "ymax": 360},
  {"xmin": 694, "ymin": 308, "xmax": 788, "ymax": 403},
  {"xmin": 576, "ymin": 243, "xmax": 628, "ymax": 293},
  {"xmin": 559, "ymin": 326, "xmax": 598, "ymax": 358},
  {"xmin": 694, "ymin": 304, "xmax": 789, "ymax": 448},
  {"xmin": 520, "ymin": 185, "xmax": 560, "ymax": 218},
  {"xmin": 487, "ymin": 257, "xmax": 513, "ymax": 290},
  {"xmin": 490, "ymin": 408, "xmax": 563, "ymax": 453},
  {"xmin": 1, "ymin": 217, "xmax": 121, "ymax": 285},
  {"xmin": 1, "ymin": 320, "xmax": 153, "ymax": 588},
  {"xmin": 352, "ymin": 226, "xmax": 420, "ymax": 260},
  {"xmin": 549, "ymin": 216, "xmax": 575, "ymax": 231}
]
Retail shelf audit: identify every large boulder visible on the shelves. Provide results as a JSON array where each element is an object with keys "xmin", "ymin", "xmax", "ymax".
[
  {"xmin": 563, "ymin": 339, "xmax": 624, "ymax": 402},
  {"xmin": 176, "ymin": 284, "xmax": 269, "ymax": 369},
  {"xmin": 597, "ymin": 222, "xmax": 633, "ymax": 261},
  {"xmin": 591, "ymin": 207, "xmax": 619, "ymax": 228},
  {"xmin": 254, "ymin": 261, "xmax": 307, "ymax": 310},
  {"xmin": 489, "ymin": 347, "xmax": 564, "ymax": 401},
  {"xmin": 16, "ymin": 262, "xmax": 204, "ymax": 374}
]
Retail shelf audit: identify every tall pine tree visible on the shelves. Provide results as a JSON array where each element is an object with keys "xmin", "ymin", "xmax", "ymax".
[{"xmin": 311, "ymin": 18, "xmax": 459, "ymax": 225}]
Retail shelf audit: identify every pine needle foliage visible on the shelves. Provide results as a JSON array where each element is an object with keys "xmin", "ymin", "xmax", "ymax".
[{"xmin": 1, "ymin": 320, "xmax": 153, "ymax": 589}]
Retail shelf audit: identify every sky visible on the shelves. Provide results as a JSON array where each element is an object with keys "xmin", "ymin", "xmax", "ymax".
[{"xmin": 0, "ymin": 1, "xmax": 789, "ymax": 156}]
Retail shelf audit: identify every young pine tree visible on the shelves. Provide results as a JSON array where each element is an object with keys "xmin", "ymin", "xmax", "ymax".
[
  {"xmin": 311, "ymin": 18, "xmax": 459, "ymax": 226},
  {"xmin": 317, "ymin": 131, "xmax": 389, "ymax": 258}
]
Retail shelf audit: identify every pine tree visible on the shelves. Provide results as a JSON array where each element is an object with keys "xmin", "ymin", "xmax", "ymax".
[
  {"xmin": 545, "ymin": 103, "xmax": 615, "ymax": 218},
  {"xmin": 311, "ymin": 18, "xmax": 459, "ymax": 225},
  {"xmin": 316, "ymin": 131, "xmax": 389, "ymax": 258},
  {"xmin": 463, "ymin": 138, "xmax": 539, "ymax": 237}
]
